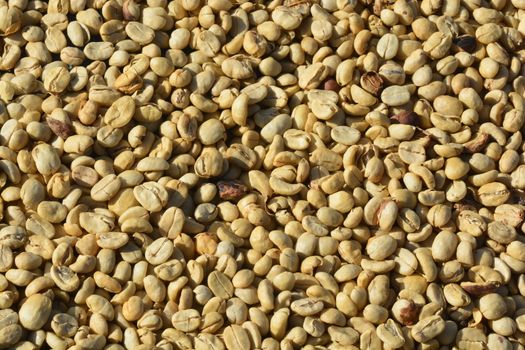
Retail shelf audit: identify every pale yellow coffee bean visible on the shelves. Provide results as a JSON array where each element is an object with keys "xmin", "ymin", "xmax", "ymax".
[
  {"xmin": 133, "ymin": 182, "xmax": 168, "ymax": 212},
  {"xmin": 19, "ymin": 294, "xmax": 52, "ymax": 330}
]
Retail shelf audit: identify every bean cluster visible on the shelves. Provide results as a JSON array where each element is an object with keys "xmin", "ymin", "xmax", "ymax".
[{"xmin": 1, "ymin": 0, "xmax": 525, "ymax": 349}]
